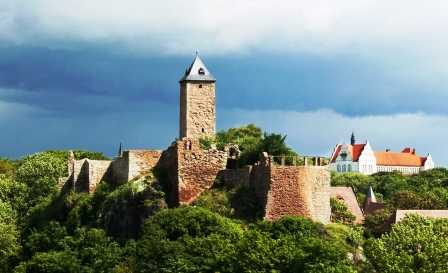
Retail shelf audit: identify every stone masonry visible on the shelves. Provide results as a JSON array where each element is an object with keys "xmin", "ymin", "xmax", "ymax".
[
  {"xmin": 160, "ymin": 138, "xmax": 227, "ymax": 205},
  {"xmin": 179, "ymin": 82, "xmax": 216, "ymax": 139},
  {"xmin": 218, "ymin": 153, "xmax": 331, "ymax": 224}
]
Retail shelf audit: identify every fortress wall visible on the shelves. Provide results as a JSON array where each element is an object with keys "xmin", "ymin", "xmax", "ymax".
[
  {"xmin": 159, "ymin": 143, "xmax": 180, "ymax": 207},
  {"xmin": 250, "ymin": 156, "xmax": 331, "ymax": 224},
  {"xmin": 252, "ymin": 164, "xmax": 272, "ymax": 213},
  {"xmin": 87, "ymin": 160, "xmax": 113, "ymax": 194},
  {"xmin": 111, "ymin": 156, "xmax": 129, "ymax": 185},
  {"xmin": 309, "ymin": 166, "xmax": 331, "ymax": 224},
  {"xmin": 217, "ymin": 166, "xmax": 252, "ymax": 188},
  {"xmin": 263, "ymin": 166, "xmax": 312, "ymax": 221},
  {"xmin": 171, "ymin": 138, "xmax": 227, "ymax": 204},
  {"xmin": 73, "ymin": 160, "xmax": 89, "ymax": 192},
  {"xmin": 126, "ymin": 150, "xmax": 164, "ymax": 181}
]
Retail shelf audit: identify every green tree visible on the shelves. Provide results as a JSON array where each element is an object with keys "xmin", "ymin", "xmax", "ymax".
[
  {"xmin": 202, "ymin": 124, "xmax": 300, "ymax": 166},
  {"xmin": 0, "ymin": 174, "xmax": 29, "ymax": 215},
  {"xmin": 331, "ymin": 172, "xmax": 375, "ymax": 202},
  {"xmin": 24, "ymin": 221, "xmax": 67, "ymax": 259},
  {"xmin": 330, "ymin": 197, "xmax": 356, "ymax": 224},
  {"xmin": 253, "ymin": 215, "xmax": 325, "ymax": 239},
  {"xmin": 16, "ymin": 152, "xmax": 67, "ymax": 205},
  {"xmin": 134, "ymin": 206, "xmax": 243, "ymax": 272},
  {"xmin": 371, "ymin": 171, "xmax": 408, "ymax": 200},
  {"xmin": 407, "ymin": 167, "xmax": 448, "ymax": 193},
  {"xmin": 0, "ymin": 200, "xmax": 21, "ymax": 272},
  {"xmin": 17, "ymin": 228, "xmax": 122, "ymax": 273},
  {"xmin": 365, "ymin": 214, "xmax": 448, "ymax": 272},
  {"xmin": 0, "ymin": 157, "xmax": 16, "ymax": 178}
]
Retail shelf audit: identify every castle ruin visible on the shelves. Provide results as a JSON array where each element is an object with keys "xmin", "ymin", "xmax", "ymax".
[{"xmin": 58, "ymin": 54, "xmax": 331, "ymax": 224}]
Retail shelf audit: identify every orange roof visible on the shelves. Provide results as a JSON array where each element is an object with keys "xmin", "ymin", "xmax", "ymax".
[{"xmin": 374, "ymin": 148, "xmax": 422, "ymax": 166}]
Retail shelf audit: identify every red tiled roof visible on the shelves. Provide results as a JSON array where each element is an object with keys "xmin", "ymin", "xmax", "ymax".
[
  {"xmin": 330, "ymin": 144, "xmax": 365, "ymax": 162},
  {"xmin": 420, "ymin": 157, "xmax": 427, "ymax": 165},
  {"xmin": 330, "ymin": 145, "xmax": 342, "ymax": 162},
  {"xmin": 352, "ymin": 144, "xmax": 366, "ymax": 161}
]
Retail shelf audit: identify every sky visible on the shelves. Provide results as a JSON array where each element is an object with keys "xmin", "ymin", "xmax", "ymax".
[{"xmin": 1, "ymin": 0, "xmax": 448, "ymax": 166}]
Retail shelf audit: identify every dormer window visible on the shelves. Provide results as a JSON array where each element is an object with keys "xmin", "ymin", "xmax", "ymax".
[{"xmin": 198, "ymin": 68, "xmax": 205, "ymax": 75}]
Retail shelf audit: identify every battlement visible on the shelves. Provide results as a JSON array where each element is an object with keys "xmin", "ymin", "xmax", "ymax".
[{"xmin": 217, "ymin": 152, "xmax": 331, "ymax": 223}]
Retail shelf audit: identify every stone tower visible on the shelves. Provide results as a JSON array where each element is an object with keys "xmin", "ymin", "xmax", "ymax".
[{"xmin": 179, "ymin": 53, "xmax": 216, "ymax": 139}]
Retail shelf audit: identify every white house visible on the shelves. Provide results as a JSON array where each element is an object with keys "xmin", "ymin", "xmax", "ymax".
[{"xmin": 330, "ymin": 133, "xmax": 434, "ymax": 175}]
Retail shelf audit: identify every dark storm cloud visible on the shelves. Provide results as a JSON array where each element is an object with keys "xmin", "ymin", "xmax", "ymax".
[
  {"xmin": 0, "ymin": 45, "xmax": 185, "ymax": 114},
  {"xmin": 1, "ymin": 46, "xmax": 447, "ymax": 120},
  {"xmin": 212, "ymin": 53, "xmax": 448, "ymax": 116}
]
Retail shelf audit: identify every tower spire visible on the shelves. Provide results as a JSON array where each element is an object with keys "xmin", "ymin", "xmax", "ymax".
[{"xmin": 118, "ymin": 140, "xmax": 123, "ymax": 157}]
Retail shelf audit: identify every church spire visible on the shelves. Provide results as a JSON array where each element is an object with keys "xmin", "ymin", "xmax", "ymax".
[
  {"xmin": 350, "ymin": 132, "xmax": 355, "ymax": 146},
  {"xmin": 118, "ymin": 140, "xmax": 123, "ymax": 157}
]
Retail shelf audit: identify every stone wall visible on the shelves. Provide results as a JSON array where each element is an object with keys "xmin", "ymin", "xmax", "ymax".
[
  {"xmin": 69, "ymin": 159, "xmax": 113, "ymax": 194},
  {"xmin": 179, "ymin": 82, "xmax": 215, "ymax": 139},
  {"xmin": 304, "ymin": 166, "xmax": 331, "ymax": 224},
  {"xmin": 264, "ymin": 166, "xmax": 312, "ymax": 221},
  {"xmin": 161, "ymin": 138, "xmax": 227, "ymax": 205},
  {"xmin": 219, "ymin": 153, "xmax": 331, "ymax": 224},
  {"xmin": 261, "ymin": 165, "xmax": 330, "ymax": 223},
  {"xmin": 217, "ymin": 166, "xmax": 252, "ymax": 188},
  {"xmin": 125, "ymin": 150, "xmax": 163, "ymax": 183}
]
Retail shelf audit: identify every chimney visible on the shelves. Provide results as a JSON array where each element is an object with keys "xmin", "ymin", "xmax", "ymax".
[
  {"xmin": 386, "ymin": 149, "xmax": 390, "ymax": 152},
  {"xmin": 412, "ymin": 149, "xmax": 415, "ymax": 155}
]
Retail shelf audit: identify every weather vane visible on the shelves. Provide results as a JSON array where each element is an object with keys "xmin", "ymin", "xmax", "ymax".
[{"xmin": 196, "ymin": 50, "xmax": 199, "ymax": 56}]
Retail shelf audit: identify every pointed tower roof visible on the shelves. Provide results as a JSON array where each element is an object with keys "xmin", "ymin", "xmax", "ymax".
[
  {"xmin": 179, "ymin": 53, "xmax": 216, "ymax": 82},
  {"xmin": 118, "ymin": 140, "xmax": 123, "ymax": 157},
  {"xmin": 365, "ymin": 186, "xmax": 377, "ymax": 203},
  {"xmin": 362, "ymin": 185, "xmax": 387, "ymax": 215}
]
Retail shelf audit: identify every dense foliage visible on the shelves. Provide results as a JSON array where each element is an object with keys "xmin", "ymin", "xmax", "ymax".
[
  {"xmin": 200, "ymin": 123, "xmax": 301, "ymax": 166},
  {"xmin": 365, "ymin": 214, "xmax": 448, "ymax": 272}
]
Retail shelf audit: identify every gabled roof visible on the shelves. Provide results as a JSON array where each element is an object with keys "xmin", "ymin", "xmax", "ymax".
[
  {"xmin": 377, "ymin": 210, "xmax": 448, "ymax": 234},
  {"xmin": 374, "ymin": 148, "xmax": 422, "ymax": 166},
  {"xmin": 179, "ymin": 55, "xmax": 216, "ymax": 82},
  {"xmin": 352, "ymin": 144, "xmax": 366, "ymax": 161},
  {"xmin": 330, "ymin": 187, "xmax": 364, "ymax": 223},
  {"xmin": 330, "ymin": 143, "xmax": 366, "ymax": 162}
]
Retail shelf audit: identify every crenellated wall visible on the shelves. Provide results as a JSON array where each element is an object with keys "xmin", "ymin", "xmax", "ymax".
[
  {"xmin": 217, "ymin": 153, "xmax": 331, "ymax": 224},
  {"xmin": 58, "ymin": 147, "xmax": 330, "ymax": 224}
]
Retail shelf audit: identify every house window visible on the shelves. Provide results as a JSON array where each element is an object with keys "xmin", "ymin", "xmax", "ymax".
[
  {"xmin": 348, "ymin": 164, "xmax": 352, "ymax": 172},
  {"xmin": 337, "ymin": 164, "xmax": 341, "ymax": 172},
  {"xmin": 342, "ymin": 164, "xmax": 346, "ymax": 172}
]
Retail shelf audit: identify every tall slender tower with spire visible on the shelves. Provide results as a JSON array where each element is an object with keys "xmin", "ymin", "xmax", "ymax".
[{"xmin": 179, "ymin": 52, "xmax": 216, "ymax": 139}]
